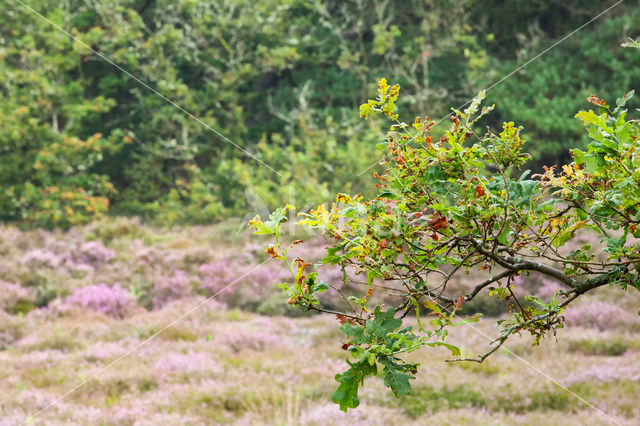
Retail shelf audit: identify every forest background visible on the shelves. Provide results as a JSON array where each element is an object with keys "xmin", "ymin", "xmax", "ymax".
[{"xmin": 3, "ymin": 0, "xmax": 639, "ymax": 229}]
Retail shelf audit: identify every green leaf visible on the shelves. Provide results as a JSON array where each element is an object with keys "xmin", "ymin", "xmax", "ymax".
[
  {"xmin": 600, "ymin": 138, "xmax": 619, "ymax": 153},
  {"xmin": 264, "ymin": 206, "xmax": 291, "ymax": 229},
  {"xmin": 576, "ymin": 208, "xmax": 588, "ymax": 220},
  {"xmin": 602, "ymin": 233, "xmax": 627, "ymax": 255},
  {"xmin": 331, "ymin": 360, "xmax": 377, "ymax": 412},
  {"xmin": 322, "ymin": 245, "xmax": 344, "ymax": 265},
  {"xmin": 366, "ymin": 307, "xmax": 402, "ymax": 337},
  {"xmin": 332, "ymin": 369, "xmax": 361, "ymax": 411},
  {"xmin": 340, "ymin": 323, "xmax": 366, "ymax": 344},
  {"xmin": 452, "ymin": 313, "xmax": 482, "ymax": 326},
  {"xmin": 552, "ymin": 228, "xmax": 576, "ymax": 249},
  {"xmin": 423, "ymin": 300, "xmax": 442, "ymax": 314},
  {"xmin": 379, "ymin": 189, "xmax": 396, "ymax": 199},
  {"xmin": 248, "ymin": 216, "xmax": 272, "ymax": 235},
  {"xmin": 519, "ymin": 169, "xmax": 532, "ymax": 181},
  {"xmin": 381, "ymin": 357, "xmax": 414, "ymax": 397},
  {"xmin": 497, "ymin": 226, "xmax": 510, "ymax": 245},
  {"xmin": 575, "ymin": 110, "xmax": 606, "ymax": 128},
  {"xmin": 616, "ymin": 90, "xmax": 634, "ymax": 108},
  {"xmin": 366, "ymin": 269, "xmax": 384, "ymax": 285},
  {"xmin": 313, "ymin": 281, "xmax": 329, "ymax": 293},
  {"xmin": 428, "ymin": 341, "xmax": 461, "ymax": 356}
]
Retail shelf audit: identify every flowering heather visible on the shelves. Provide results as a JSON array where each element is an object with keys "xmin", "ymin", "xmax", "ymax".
[
  {"xmin": 151, "ymin": 269, "xmax": 198, "ymax": 309},
  {"xmin": 237, "ymin": 241, "xmax": 265, "ymax": 262},
  {"xmin": 84, "ymin": 340, "xmax": 138, "ymax": 361},
  {"xmin": 133, "ymin": 242, "xmax": 166, "ymax": 270},
  {"xmin": 2, "ymin": 221, "xmax": 640, "ymax": 423},
  {"xmin": 507, "ymin": 274, "xmax": 569, "ymax": 301},
  {"xmin": 317, "ymin": 264, "xmax": 355, "ymax": 285},
  {"xmin": 63, "ymin": 283, "xmax": 135, "ymax": 319},
  {"xmin": 198, "ymin": 260, "xmax": 236, "ymax": 297},
  {"xmin": 536, "ymin": 278, "xmax": 565, "ymax": 301},
  {"xmin": 74, "ymin": 241, "xmax": 115, "ymax": 269},
  {"xmin": 0, "ymin": 310, "xmax": 25, "ymax": 349},
  {"xmin": 153, "ymin": 351, "xmax": 221, "ymax": 375},
  {"xmin": 565, "ymin": 362, "xmax": 640, "ymax": 384},
  {"xmin": 212, "ymin": 321, "xmax": 286, "ymax": 352},
  {"xmin": 21, "ymin": 240, "xmax": 114, "ymax": 271},
  {"xmin": 237, "ymin": 265, "xmax": 280, "ymax": 304},
  {"xmin": 109, "ymin": 406, "xmax": 201, "ymax": 426},
  {"xmin": 298, "ymin": 403, "xmax": 371, "ymax": 425},
  {"xmin": 0, "ymin": 280, "xmax": 35, "ymax": 312},
  {"xmin": 198, "ymin": 260, "xmax": 281, "ymax": 306},
  {"xmin": 563, "ymin": 300, "xmax": 640, "ymax": 331},
  {"xmin": 21, "ymin": 248, "xmax": 64, "ymax": 269}
]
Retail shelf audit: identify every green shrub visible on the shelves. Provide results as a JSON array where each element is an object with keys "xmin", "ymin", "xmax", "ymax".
[
  {"xmin": 399, "ymin": 385, "xmax": 486, "ymax": 417},
  {"xmin": 568, "ymin": 338, "xmax": 629, "ymax": 356}
]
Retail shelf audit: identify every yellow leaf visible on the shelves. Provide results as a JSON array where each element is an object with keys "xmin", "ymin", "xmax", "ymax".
[
  {"xmin": 568, "ymin": 221, "xmax": 586, "ymax": 232},
  {"xmin": 378, "ymin": 78, "xmax": 389, "ymax": 97}
]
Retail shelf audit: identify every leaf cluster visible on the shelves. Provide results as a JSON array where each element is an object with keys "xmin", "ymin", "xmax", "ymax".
[{"xmin": 252, "ymin": 78, "xmax": 640, "ymax": 410}]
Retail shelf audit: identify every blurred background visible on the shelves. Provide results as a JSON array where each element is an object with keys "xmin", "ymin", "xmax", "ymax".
[
  {"xmin": 2, "ymin": 1, "xmax": 640, "ymax": 424},
  {"xmin": 2, "ymin": 0, "xmax": 639, "ymax": 229}
]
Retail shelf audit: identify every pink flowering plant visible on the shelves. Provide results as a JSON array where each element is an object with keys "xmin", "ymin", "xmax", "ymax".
[
  {"xmin": 64, "ymin": 283, "xmax": 135, "ymax": 319},
  {"xmin": 251, "ymin": 79, "xmax": 640, "ymax": 411}
]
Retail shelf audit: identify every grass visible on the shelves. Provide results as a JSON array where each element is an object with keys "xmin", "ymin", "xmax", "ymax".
[
  {"xmin": 2, "ymin": 303, "xmax": 638, "ymax": 425},
  {"xmin": 0, "ymin": 219, "xmax": 639, "ymax": 425},
  {"xmin": 567, "ymin": 338, "xmax": 629, "ymax": 356}
]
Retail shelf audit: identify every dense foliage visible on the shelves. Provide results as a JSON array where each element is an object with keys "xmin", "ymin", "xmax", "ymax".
[
  {"xmin": 2, "ymin": 0, "xmax": 638, "ymax": 227},
  {"xmin": 485, "ymin": 3, "xmax": 640, "ymax": 166},
  {"xmin": 251, "ymin": 76, "xmax": 640, "ymax": 410}
]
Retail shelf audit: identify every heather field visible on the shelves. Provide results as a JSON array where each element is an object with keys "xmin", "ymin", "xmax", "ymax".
[
  {"xmin": 0, "ymin": 219, "xmax": 638, "ymax": 425},
  {"xmin": 3, "ymin": 2, "xmax": 640, "ymax": 425}
]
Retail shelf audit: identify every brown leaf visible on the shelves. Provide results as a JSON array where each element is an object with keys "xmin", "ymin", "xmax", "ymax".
[
  {"xmin": 265, "ymin": 246, "xmax": 280, "ymax": 258},
  {"xmin": 336, "ymin": 314, "xmax": 356, "ymax": 325},
  {"xmin": 427, "ymin": 212, "xmax": 448, "ymax": 230}
]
